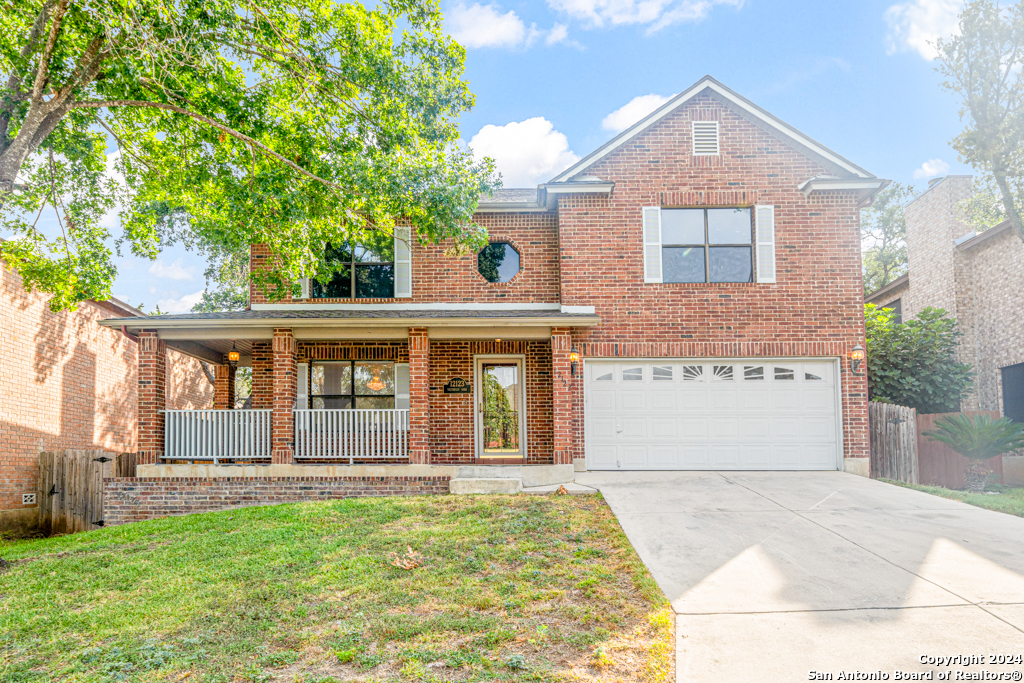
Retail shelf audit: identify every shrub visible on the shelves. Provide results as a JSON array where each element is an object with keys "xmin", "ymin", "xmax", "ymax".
[
  {"xmin": 865, "ymin": 305, "xmax": 974, "ymax": 413},
  {"xmin": 925, "ymin": 414, "xmax": 1024, "ymax": 492}
]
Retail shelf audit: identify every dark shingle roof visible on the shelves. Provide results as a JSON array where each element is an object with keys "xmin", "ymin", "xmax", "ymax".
[{"xmin": 478, "ymin": 188, "xmax": 539, "ymax": 204}]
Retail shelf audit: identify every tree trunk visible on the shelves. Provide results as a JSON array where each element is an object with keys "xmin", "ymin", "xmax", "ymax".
[
  {"xmin": 992, "ymin": 170, "xmax": 1024, "ymax": 243},
  {"xmin": 963, "ymin": 461, "xmax": 991, "ymax": 494}
]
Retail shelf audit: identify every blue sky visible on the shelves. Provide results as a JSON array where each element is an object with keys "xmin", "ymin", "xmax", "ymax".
[{"xmin": 26, "ymin": 0, "xmax": 974, "ymax": 311}]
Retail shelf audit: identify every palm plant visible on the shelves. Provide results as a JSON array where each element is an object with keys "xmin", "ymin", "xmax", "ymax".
[{"xmin": 925, "ymin": 414, "xmax": 1024, "ymax": 493}]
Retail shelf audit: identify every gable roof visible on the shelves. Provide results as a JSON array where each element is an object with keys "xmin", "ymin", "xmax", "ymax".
[{"xmin": 549, "ymin": 75, "xmax": 877, "ymax": 184}]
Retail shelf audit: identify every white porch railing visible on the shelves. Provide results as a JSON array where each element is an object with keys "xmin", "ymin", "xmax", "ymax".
[
  {"xmin": 164, "ymin": 409, "xmax": 272, "ymax": 463},
  {"xmin": 294, "ymin": 409, "xmax": 409, "ymax": 462}
]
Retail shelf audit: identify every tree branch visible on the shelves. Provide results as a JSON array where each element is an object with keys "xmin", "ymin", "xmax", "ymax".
[
  {"xmin": 69, "ymin": 99, "xmax": 358, "ymax": 196},
  {"xmin": 30, "ymin": 0, "xmax": 71, "ymax": 101}
]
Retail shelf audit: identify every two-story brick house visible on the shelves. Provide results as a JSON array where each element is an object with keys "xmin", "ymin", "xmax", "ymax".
[{"xmin": 99, "ymin": 77, "xmax": 886, "ymax": 514}]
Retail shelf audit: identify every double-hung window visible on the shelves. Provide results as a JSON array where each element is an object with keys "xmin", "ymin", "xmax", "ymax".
[
  {"xmin": 312, "ymin": 239, "xmax": 395, "ymax": 299},
  {"xmin": 661, "ymin": 208, "xmax": 753, "ymax": 283},
  {"xmin": 310, "ymin": 361, "xmax": 397, "ymax": 409}
]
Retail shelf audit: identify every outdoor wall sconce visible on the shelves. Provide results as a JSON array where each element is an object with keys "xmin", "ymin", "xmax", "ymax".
[
  {"xmin": 569, "ymin": 345, "xmax": 580, "ymax": 376},
  {"xmin": 227, "ymin": 342, "xmax": 240, "ymax": 368},
  {"xmin": 849, "ymin": 344, "xmax": 865, "ymax": 375}
]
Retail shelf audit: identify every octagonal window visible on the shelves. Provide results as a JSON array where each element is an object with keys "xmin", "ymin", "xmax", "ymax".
[{"xmin": 478, "ymin": 242, "xmax": 521, "ymax": 283}]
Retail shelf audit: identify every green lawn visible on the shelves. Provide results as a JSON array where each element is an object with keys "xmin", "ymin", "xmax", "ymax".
[
  {"xmin": 883, "ymin": 480, "xmax": 1024, "ymax": 517},
  {"xmin": 0, "ymin": 495, "xmax": 673, "ymax": 683}
]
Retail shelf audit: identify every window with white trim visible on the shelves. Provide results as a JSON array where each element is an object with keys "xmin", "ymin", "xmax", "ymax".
[{"xmin": 642, "ymin": 205, "xmax": 776, "ymax": 284}]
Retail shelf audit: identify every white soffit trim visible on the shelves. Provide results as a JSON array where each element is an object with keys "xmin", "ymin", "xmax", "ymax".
[
  {"xmin": 540, "ymin": 182, "xmax": 614, "ymax": 195},
  {"xmin": 798, "ymin": 178, "xmax": 889, "ymax": 197},
  {"xmin": 251, "ymin": 302, "xmax": 562, "ymax": 311},
  {"xmin": 560, "ymin": 305, "xmax": 596, "ymax": 314},
  {"xmin": 550, "ymin": 76, "xmax": 875, "ymax": 183}
]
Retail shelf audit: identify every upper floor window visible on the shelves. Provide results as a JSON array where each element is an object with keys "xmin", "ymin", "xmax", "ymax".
[
  {"xmin": 660, "ymin": 208, "xmax": 753, "ymax": 284},
  {"xmin": 478, "ymin": 242, "xmax": 521, "ymax": 283},
  {"xmin": 312, "ymin": 239, "xmax": 395, "ymax": 299}
]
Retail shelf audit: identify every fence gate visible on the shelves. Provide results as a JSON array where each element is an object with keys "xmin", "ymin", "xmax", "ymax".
[
  {"xmin": 869, "ymin": 402, "xmax": 919, "ymax": 483},
  {"xmin": 37, "ymin": 450, "xmax": 134, "ymax": 535}
]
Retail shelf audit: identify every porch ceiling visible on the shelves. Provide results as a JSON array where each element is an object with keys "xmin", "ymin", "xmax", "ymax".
[{"xmin": 98, "ymin": 309, "xmax": 599, "ymax": 364}]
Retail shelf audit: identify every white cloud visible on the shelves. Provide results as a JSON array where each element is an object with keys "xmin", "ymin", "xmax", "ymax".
[
  {"xmin": 885, "ymin": 0, "xmax": 961, "ymax": 60},
  {"xmin": 448, "ymin": 2, "xmax": 526, "ymax": 48},
  {"xmin": 469, "ymin": 117, "xmax": 580, "ymax": 187},
  {"xmin": 148, "ymin": 257, "xmax": 195, "ymax": 281},
  {"xmin": 547, "ymin": 0, "xmax": 743, "ymax": 32},
  {"xmin": 602, "ymin": 93, "xmax": 673, "ymax": 133},
  {"xmin": 913, "ymin": 158, "xmax": 951, "ymax": 179},
  {"xmin": 157, "ymin": 290, "xmax": 204, "ymax": 314},
  {"xmin": 448, "ymin": 3, "xmax": 576, "ymax": 49}
]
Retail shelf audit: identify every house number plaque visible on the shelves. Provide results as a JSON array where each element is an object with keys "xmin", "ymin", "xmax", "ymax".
[{"xmin": 443, "ymin": 377, "xmax": 471, "ymax": 394}]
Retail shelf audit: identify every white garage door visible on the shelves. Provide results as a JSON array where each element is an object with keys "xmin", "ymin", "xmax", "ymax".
[{"xmin": 585, "ymin": 360, "xmax": 841, "ymax": 470}]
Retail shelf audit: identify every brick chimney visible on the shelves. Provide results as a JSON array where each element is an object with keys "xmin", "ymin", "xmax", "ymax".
[{"xmin": 903, "ymin": 175, "xmax": 974, "ymax": 320}]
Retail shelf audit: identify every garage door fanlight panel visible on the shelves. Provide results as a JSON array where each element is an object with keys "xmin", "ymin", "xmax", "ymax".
[
  {"xmin": 569, "ymin": 345, "xmax": 580, "ymax": 376},
  {"xmin": 849, "ymin": 344, "xmax": 865, "ymax": 375}
]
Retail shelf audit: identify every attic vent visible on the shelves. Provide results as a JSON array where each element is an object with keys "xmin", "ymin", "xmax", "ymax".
[{"xmin": 692, "ymin": 121, "xmax": 720, "ymax": 156}]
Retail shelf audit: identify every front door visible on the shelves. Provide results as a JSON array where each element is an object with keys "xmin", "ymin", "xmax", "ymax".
[{"xmin": 475, "ymin": 356, "xmax": 526, "ymax": 460}]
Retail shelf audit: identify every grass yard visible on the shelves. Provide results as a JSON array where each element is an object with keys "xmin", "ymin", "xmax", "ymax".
[
  {"xmin": 883, "ymin": 480, "xmax": 1024, "ymax": 517},
  {"xmin": 0, "ymin": 495, "xmax": 673, "ymax": 683}
]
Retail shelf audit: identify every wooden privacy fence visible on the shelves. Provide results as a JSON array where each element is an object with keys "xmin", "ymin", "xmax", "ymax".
[
  {"xmin": 917, "ymin": 411, "xmax": 1003, "ymax": 489},
  {"xmin": 869, "ymin": 402, "xmax": 919, "ymax": 483},
  {"xmin": 37, "ymin": 450, "xmax": 136, "ymax": 535}
]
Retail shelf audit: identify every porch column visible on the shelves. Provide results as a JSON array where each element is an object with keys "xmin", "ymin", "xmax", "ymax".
[
  {"xmin": 408, "ymin": 327, "xmax": 430, "ymax": 464},
  {"xmin": 551, "ymin": 327, "xmax": 573, "ymax": 465},
  {"xmin": 213, "ymin": 364, "xmax": 236, "ymax": 409},
  {"xmin": 138, "ymin": 330, "xmax": 166, "ymax": 465},
  {"xmin": 272, "ymin": 328, "xmax": 297, "ymax": 464}
]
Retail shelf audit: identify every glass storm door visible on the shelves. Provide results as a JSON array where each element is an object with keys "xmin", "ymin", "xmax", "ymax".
[{"xmin": 476, "ymin": 358, "xmax": 525, "ymax": 459}]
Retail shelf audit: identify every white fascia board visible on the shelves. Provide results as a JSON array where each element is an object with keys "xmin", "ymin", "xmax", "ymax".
[
  {"xmin": 550, "ymin": 76, "xmax": 875, "ymax": 183},
  {"xmin": 540, "ymin": 182, "xmax": 614, "ymax": 195},
  {"xmin": 560, "ymin": 305, "xmax": 596, "ymax": 314},
  {"xmin": 104, "ymin": 315, "xmax": 602, "ymax": 332},
  {"xmin": 251, "ymin": 302, "xmax": 562, "ymax": 311},
  {"xmin": 798, "ymin": 178, "xmax": 889, "ymax": 197}
]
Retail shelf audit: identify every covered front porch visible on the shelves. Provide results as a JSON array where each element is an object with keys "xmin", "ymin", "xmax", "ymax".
[{"xmin": 101, "ymin": 307, "xmax": 599, "ymax": 470}]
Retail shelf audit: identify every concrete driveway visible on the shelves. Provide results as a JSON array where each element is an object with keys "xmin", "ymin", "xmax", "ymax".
[{"xmin": 575, "ymin": 470, "xmax": 1024, "ymax": 681}]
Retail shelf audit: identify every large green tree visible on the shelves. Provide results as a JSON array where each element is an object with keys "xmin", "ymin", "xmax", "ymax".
[
  {"xmin": 936, "ymin": 0, "xmax": 1024, "ymax": 243},
  {"xmin": 861, "ymin": 182, "xmax": 915, "ymax": 295},
  {"xmin": 1, "ymin": 0, "xmax": 497, "ymax": 311}
]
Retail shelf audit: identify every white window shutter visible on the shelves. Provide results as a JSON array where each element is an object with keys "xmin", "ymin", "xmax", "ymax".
[
  {"xmin": 296, "ymin": 362, "xmax": 308, "ymax": 409},
  {"xmin": 642, "ymin": 206, "xmax": 662, "ymax": 283},
  {"xmin": 755, "ymin": 205, "xmax": 776, "ymax": 283},
  {"xmin": 298, "ymin": 278, "xmax": 310, "ymax": 299},
  {"xmin": 394, "ymin": 226, "xmax": 412, "ymax": 298},
  {"xmin": 395, "ymin": 363, "xmax": 410, "ymax": 409}
]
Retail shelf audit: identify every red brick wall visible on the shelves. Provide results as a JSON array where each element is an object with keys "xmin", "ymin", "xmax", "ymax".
[
  {"xmin": 557, "ymin": 95, "xmax": 869, "ymax": 461},
  {"xmin": 428, "ymin": 340, "xmax": 553, "ymax": 464},
  {"xmin": 249, "ymin": 212, "xmax": 560, "ymax": 305},
  {"xmin": 271, "ymin": 329, "xmax": 297, "ymax": 464},
  {"xmin": 103, "ymin": 476, "xmax": 450, "ymax": 525},
  {"xmin": 0, "ymin": 261, "xmax": 213, "ymax": 513}
]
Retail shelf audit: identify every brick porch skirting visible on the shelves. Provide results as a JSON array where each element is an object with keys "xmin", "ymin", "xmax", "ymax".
[{"xmin": 103, "ymin": 476, "xmax": 451, "ymax": 526}]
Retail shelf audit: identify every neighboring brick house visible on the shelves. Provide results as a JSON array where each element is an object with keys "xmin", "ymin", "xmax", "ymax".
[
  {"xmin": 101, "ymin": 76, "xmax": 886, "ymax": 508},
  {"xmin": 865, "ymin": 176, "xmax": 1024, "ymax": 422},
  {"xmin": 0, "ymin": 254, "xmax": 214, "ymax": 531}
]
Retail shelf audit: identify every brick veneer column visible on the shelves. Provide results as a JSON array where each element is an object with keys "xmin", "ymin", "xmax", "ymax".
[
  {"xmin": 138, "ymin": 330, "xmax": 167, "ymax": 465},
  {"xmin": 551, "ymin": 327, "xmax": 573, "ymax": 465},
  {"xmin": 213, "ymin": 364, "xmax": 236, "ymax": 409},
  {"xmin": 272, "ymin": 329, "xmax": 297, "ymax": 464},
  {"xmin": 408, "ymin": 327, "xmax": 430, "ymax": 464}
]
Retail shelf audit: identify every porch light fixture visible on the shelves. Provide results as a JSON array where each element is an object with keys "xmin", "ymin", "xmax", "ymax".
[
  {"xmin": 365, "ymin": 366, "xmax": 386, "ymax": 392},
  {"xmin": 849, "ymin": 344, "xmax": 865, "ymax": 374},
  {"xmin": 569, "ymin": 345, "xmax": 580, "ymax": 376},
  {"xmin": 227, "ymin": 342, "xmax": 240, "ymax": 368}
]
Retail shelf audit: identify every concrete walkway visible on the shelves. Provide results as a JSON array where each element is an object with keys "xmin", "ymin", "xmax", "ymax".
[{"xmin": 575, "ymin": 471, "xmax": 1024, "ymax": 681}]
